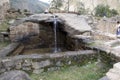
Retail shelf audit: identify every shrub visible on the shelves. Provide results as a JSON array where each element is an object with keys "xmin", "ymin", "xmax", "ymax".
[
  {"xmin": 95, "ymin": 4, "xmax": 118, "ymax": 17},
  {"xmin": 77, "ymin": 2, "xmax": 87, "ymax": 14}
]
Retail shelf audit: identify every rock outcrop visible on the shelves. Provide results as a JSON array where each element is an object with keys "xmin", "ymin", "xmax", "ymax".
[
  {"xmin": 106, "ymin": 62, "xmax": 120, "ymax": 80},
  {"xmin": 56, "ymin": 13, "xmax": 92, "ymax": 35}
]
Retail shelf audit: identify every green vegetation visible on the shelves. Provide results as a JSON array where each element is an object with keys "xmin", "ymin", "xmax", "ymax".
[
  {"xmin": 77, "ymin": 2, "xmax": 87, "ymax": 14},
  {"xmin": 0, "ymin": 21, "xmax": 9, "ymax": 31},
  {"xmin": 51, "ymin": 0, "xmax": 63, "ymax": 9},
  {"xmin": 30, "ymin": 62, "xmax": 110, "ymax": 80},
  {"xmin": 0, "ymin": 20, "xmax": 10, "ymax": 50},
  {"xmin": 0, "ymin": 41, "xmax": 10, "ymax": 50},
  {"xmin": 95, "ymin": 4, "xmax": 118, "ymax": 17}
]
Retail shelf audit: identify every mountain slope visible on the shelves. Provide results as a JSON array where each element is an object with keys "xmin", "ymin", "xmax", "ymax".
[{"xmin": 10, "ymin": 0, "xmax": 49, "ymax": 13}]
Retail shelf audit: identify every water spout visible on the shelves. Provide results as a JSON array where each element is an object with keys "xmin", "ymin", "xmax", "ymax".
[
  {"xmin": 53, "ymin": 15, "xmax": 58, "ymax": 53},
  {"xmin": 45, "ymin": 15, "xmax": 63, "ymax": 53}
]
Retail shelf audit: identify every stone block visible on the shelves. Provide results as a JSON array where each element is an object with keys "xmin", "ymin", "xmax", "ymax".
[
  {"xmin": 47, "ymin": 67, "xmax": 60, "ymax": 71},
  {"xmin": 2, "ymin": 59, "xmax": 15, "ymax": 70},
  {"xmin": 15, "ymin": 63, "xmax": 22, "ymax": 70},
  {"xmin": 33, "ymin": 69, "xmax": 44, "ymax": 74},
  {"xmin": 22, "ymin": 60, "xmax": 32, "ymax": 67},
  {"xmin": 22, "ymin": 67, "xmax": 32, "ymax": 71},
  {"xmin": 32, "ymin": 60, "xmax": 51, "ymax": 69}
]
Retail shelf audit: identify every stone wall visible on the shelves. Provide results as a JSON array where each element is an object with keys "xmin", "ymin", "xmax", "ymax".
[
  {"xmin": 96, "ymin": 19, "xmax": 116, "ymax": 34},
  {"xmin": 9, "ymin": 22, "xmax": 39, "ymax": 42},
  {"xmin": 0, "ymin": 50, "xmax": 96, "ymax": 74}
]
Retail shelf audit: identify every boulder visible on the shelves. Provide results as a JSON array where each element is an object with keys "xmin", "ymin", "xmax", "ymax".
[
  {"xmin": 106, "ymin": 62, "xmax": 120, "ymax": 80},
  {"xmin": 0, "ymin": 70, "xmax": 31, "ymax": 80}
]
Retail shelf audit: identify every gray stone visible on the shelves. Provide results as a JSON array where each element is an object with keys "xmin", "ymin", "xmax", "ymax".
[
  {"xmin": 15, "ymin": 63, "xmax": 22, "ymax": 70},
  {"xmin": 47, "ymin": 67, "xmax": 60, "ymax": 71},
  {"xmin": 22, "ymin": 60, "xmax": 32, "ymax": 67},
  {"xmin": 56, "ymin": 13, "xmax": 92, "ymax": 34},
  {"xmin": 68, "ymin": 61, "xmax": 72, "ymax": 65},
  {"xmin": 0, "ymin": 70, "xmax": 32, "ymax": 80},
  {"xmin": 32, "ymin": 60, "xmax": 51, "ymax": 69},
  {"xmin": 14, "ymin": 59, "xmax": 23, "ymax": 70},
  {"xmin": 56, "ymin": 61, "xmax": 62, "ymax": 66},
  {"xmin": 99, "ymin": 76, "xmax": 110, "ymax": 80},
  {"xmin": 22, "ymin": 60, "xmax": 32, "ymax": 71},
  {"xmin": 2, "ymin": 59, "xmax": 15, "ymax": 71},
  {"xmin": 33, "ymin": 69, "xmax": 44, "ymax": 74}
]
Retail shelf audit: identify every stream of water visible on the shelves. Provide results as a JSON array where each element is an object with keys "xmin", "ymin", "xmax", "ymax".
[{"xmin": 53, "ymin": 15, "xmax": 58, "ymax": 53}]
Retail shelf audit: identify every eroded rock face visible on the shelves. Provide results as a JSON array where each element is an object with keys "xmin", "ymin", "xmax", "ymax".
[{"xmin": 0, "ymin": 70, "xmax": 31, "ymax": 80}]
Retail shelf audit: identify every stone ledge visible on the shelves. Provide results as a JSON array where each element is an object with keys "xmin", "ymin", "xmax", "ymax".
[
  {"xmin": 10, "ymin": 50, "xmax": 96, "ymax": 60},
  {"xmin": 0, "ymin": 50, "xmax": 97, "ymax": 74}
]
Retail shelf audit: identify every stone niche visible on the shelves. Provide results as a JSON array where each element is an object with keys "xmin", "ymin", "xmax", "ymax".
[
  {"xmin": 9, "ymin": 20, "xmax": 85, "ymax": 55},
  {"xmin": 20, "ymin": 21, "xmax": 77, "ymax": 54}
]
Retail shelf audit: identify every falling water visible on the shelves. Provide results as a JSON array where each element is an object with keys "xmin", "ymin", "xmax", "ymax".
[{"xmin": 53, "ymin": 15, "xmax": 58, "ymax": 53}]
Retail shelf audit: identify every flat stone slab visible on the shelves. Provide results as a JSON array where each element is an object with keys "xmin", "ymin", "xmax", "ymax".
[
  {"xmin": 25, "ymin": 13, "xmax": 53, "ymax": 22},
  {"xmin": 56, "ymin": 13, "xmax": 92, "ymax": 34},
  {"xmin": 9, "ymin": 13, "xmax": 93, "ymax": 37},
  {"xmin": 23, "ymin": 13, "xmax": 92, "ymax": 35},
  {"xmin": 11, "ymin": 50, "xmax": 96, "ymax": 60}
]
